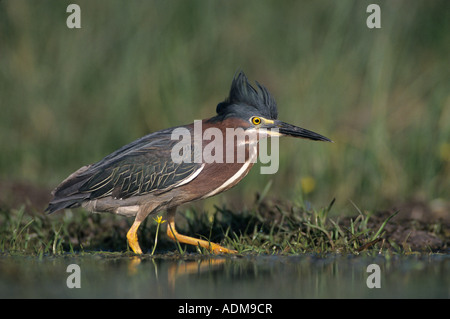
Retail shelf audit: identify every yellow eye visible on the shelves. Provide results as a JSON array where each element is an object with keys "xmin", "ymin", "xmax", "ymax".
[{"xmin": 251, "ymin": 117, "xmax": 262, "ymax": 125}]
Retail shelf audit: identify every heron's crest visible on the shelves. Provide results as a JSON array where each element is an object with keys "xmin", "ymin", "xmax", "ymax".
[{"xmin": 216, "ymin": 72, "xmax": 278, "ymax": 120}]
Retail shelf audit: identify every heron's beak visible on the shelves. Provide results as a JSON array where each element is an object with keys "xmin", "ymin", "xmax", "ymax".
[{"xmin": 267, "ymin": 120, "xmax": 332, "ymax": 142}]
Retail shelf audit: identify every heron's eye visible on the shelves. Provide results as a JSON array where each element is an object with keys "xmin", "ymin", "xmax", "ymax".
[{"xmin": 251, "ymin": 117, "xmax": 262, "ymax": 125}]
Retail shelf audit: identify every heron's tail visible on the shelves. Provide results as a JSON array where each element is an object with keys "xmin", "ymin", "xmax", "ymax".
[{"xmin": 45, "ymin": 164, "xmax": 92, "ymax": 214}]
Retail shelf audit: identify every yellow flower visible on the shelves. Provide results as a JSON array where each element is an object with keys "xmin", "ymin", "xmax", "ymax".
[
  {"xmin": 153, "ymin": 216, "xmax": 166, "ymax": 224},
  {"xmin": 151, "ymin": 215, "xmax": 166, "ymax": 256},
  {"xmin": 300, "ymin": 176, "xmax": 316, "ymax": 194}
]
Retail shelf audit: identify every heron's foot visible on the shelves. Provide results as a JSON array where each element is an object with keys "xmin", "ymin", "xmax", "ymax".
[
  {"xmin": 127, "ymin": 221, "xmax": 143, "ymax": 254},
  {"xmin": 166, "ymin": 207, "xmax": 237, "ymax": 254},
  {"xmin": 167, "ymin": 222, "xmax": 236, "ymax": 254},
  {"xmin": 208, "ymin": 242, "xmax": 237, "ymax": 254}
]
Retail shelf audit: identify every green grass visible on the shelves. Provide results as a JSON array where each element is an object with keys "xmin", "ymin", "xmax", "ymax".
[{"xmin": 1, "ymin": 195, "xmax": 446, "ymax": 257}]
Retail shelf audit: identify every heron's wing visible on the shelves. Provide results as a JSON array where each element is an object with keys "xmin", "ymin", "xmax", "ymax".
[
  {"xmin": 77, "ymin": 131, "xmax": 199, "ymax": 199},
  {"xmin": 79, "ymin": 147, "xmax": 200, "ymax": 199},
  {"xmin": 47, "ymin": 128, "xmax": 199, "ymax": 213}
]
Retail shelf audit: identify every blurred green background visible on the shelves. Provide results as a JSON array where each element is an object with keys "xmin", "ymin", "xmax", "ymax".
[{"xmin": 0, "ymin": 0, "xmax": 449, "ymax": 215}]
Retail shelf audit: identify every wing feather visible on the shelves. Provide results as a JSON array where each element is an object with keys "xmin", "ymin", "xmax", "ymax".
[{"xmin": 46, "ymin": 127, "xmax": 199, "ymax": 213}]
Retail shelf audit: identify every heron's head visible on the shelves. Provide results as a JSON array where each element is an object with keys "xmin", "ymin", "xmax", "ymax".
[{"xmin": 210, "ymin": 72, "xmax": 332, "ymax": 142}]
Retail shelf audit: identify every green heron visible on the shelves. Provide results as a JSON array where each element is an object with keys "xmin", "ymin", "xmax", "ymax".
[{"xmin": 46, "ymin": 72, "xmax": 331, "ymax": 254}]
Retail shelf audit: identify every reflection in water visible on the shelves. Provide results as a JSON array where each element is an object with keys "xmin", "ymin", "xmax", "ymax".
[
  {"xmin": 127, "ymin": 255, "xmax": 226, "ymax": 291},
  {"xmin": 1, "ymin": 253, "xmax": 448, "ymax": 298},
  {"xmin": 167, "ymin": 258, "xmax": 226, "ymax": 290},
  {"xmin": 127, "ymin": 256, "xmax": 142, "ymax": 275}
]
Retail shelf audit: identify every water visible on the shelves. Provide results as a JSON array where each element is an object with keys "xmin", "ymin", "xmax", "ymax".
[{"xmin": 0, "ymin": 253, "xmax": 448, "ymax": 298}]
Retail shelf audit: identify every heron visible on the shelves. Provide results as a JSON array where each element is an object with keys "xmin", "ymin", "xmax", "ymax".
[{"xmin": 46, "ymin": 72, "xmax": 331, "ymax": 254}]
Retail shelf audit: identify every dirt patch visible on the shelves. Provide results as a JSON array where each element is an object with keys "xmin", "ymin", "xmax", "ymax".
[
  {"xmin": 368, "ymin": 210, "xmax": 448, "ymax": 252},
  {"xmin": 255, "ymin": 195, "xmax": 449, "ymax": 253}
]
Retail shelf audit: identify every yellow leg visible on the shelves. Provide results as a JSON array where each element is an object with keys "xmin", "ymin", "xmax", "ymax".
[
  {"xmin": 127, "ymin": 220, "xmax": 143, "ymax": 254},
  {"xmin": 166, "ymin": 208, "xmax": 237, "ymax": 254}
]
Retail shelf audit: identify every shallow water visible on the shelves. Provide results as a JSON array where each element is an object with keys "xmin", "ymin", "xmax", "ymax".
[{"xmin": 0, "ymin": 253, "xmax": 448, "ymax": 298}]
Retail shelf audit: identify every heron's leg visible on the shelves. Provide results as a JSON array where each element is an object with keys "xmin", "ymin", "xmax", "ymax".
[
  {"xmin": 127, "ymin": 220, "xmax": 143, "ymax": 254},
  {"xmin": 166, "ymin": 207, "xmax": 237, "ymax": 254}
]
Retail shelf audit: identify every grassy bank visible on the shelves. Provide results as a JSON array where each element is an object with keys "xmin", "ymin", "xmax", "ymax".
[{"xmin": 1, "ymin": 194, "xmax": 447, "ymax": 257}]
